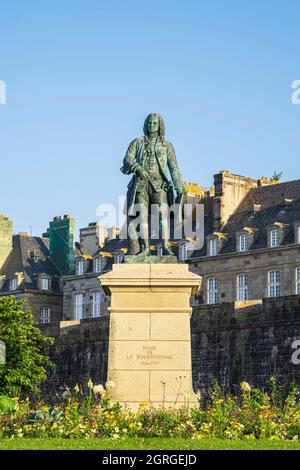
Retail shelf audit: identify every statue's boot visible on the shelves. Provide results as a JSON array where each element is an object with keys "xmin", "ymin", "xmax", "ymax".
[
  {"xmin": 162, "ymin": 243, "xmax": 174, "ymax": 256},
  {"xmin": 128, "ymin": 239, "xmax": 140, "ymax": 256},
  {"xmin": 138, "ymin": 240, "xmax": 151, "ymax": 257},
  {"xmin": 139, "ymin": 248, "xmax": 151, "ymax": 256}
]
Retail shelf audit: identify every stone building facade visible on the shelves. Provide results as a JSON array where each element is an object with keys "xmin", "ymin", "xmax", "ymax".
[
  {"xmin": 62, "ymin": 172, "xmax": 300, "ymax": 320},
  {"xmin": 187, "ymin": 172, "xmax": 300, "ymax": 306},
  {"xmin": 79, "ymin": 222, "xmax": 107, "ymax": 256},
  {"xmin": 62, "ymin": 269, "xmax": 110, "ymax": 321},
  {"xmin": 0, "ymin": 228, "xmax": 63, "ymax": 324},
  {"xmin": 62, "ymin": 235, "xmax": 130, "ymax": 321}
]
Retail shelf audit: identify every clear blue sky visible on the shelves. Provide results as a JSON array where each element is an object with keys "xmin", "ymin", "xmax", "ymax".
[{"xmin": 0, "ymin": 1, "xmax": 299, "ymax": 237}]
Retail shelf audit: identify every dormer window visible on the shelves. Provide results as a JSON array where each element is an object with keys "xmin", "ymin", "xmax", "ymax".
[
  {"xmin": 9, "ymin": 277, "xmax": 17, "ymax": 291},
  {"xmin": 37, "ymin": 274, "xmax": 51, "ymax": 291},
  {"xmin": 236, "ymin": 228, "xmax": 255, "ymax": 253},
  {"xmin": 41, "ymin": 277, "xmax": 49, "ymax": 291},
  {"xmin": 268, "ymin": 223, "xmax": 286, "ymax": 248},
  {"xmin": 239, "ymin": 234, "xmax": 248, "ymax": 252},
  {"xmin": 115, "ymin": 253, "xmax": 124, "ymax": 264},
  {"xmin": 207, "ymin": 232, "xmax": 227, "ymax": 257},
  {"xmin": 270, "ymin": 229, "xmax": 280, "ymax": 248},
  {"xmin": 209, "ymin": 238, "xmax": 218, "ymax": 256},
  {"xmin": 77, "ymin": 259, "xmax": 84, "ymax": 275},
  {"xmin": 94, "ymin": 257, "xmax": 105, "ymax": 273}
]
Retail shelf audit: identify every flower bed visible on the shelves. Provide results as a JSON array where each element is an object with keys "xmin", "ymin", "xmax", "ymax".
[{"xmin": 0, "ymin": 379, "xmax": 300, "ymax": 441}]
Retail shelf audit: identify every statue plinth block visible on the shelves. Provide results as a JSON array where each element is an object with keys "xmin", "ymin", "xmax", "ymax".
[{"xmin": 100, "ymin": 263, "xmax": 202, "ymax": 409}]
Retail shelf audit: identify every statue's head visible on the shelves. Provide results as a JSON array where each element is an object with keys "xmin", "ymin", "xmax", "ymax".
[{"xmin": 143, "ymin": 113, "xmax": 165, "ymax": 139}]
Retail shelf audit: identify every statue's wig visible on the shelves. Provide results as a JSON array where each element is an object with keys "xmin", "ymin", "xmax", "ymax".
[{"xmin": 143, "ymin": 113, "xmax": 165, "ymax": 139}]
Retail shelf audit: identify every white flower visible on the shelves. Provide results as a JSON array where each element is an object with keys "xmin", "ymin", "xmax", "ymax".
[
  {"xmin": 105, "ymin": 380, "xmax": 116, "ymax": 389},
  {"xmin": 93, "ymin": 384, "xmax": 106, "ymax": 395},
  {"xmin": 240, "ymin": 381, "xmax": 251, "ymax": 393}
]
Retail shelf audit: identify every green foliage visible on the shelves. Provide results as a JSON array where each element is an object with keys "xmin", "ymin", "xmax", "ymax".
[
  {"xmin": 28, "ymin": 407, "xmax": 63, "ymax": 424},
  {"xmin": 0, "ymin": 296, "xmax": 54, "ymax": 397},
  {"xmin": 0, "ymin": 394, "xmax": 17, "ymax": 414}
]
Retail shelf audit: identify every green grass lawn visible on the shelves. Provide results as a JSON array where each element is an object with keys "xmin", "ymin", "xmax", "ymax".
[{"xmin": 0, "ymin": 438, "xmax": 300, "ymax": 450}]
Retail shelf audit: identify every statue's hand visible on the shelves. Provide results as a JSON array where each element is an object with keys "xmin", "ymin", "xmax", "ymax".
[
  {"xmin": 163, "ymin": 181, "xmax": 173, "ymax": 192},
  {"xmin": 132, "ymin": 163, "xmax": 149, "ymax": 180},
  {"xmin": 176, "ymin": 186, "xmax": 186, "ymax": 196}
]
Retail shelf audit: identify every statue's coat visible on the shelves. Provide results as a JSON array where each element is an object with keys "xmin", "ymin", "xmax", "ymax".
[{"xmin": 121, "ymin": 137, "xmax": 183, "ymax": 217}]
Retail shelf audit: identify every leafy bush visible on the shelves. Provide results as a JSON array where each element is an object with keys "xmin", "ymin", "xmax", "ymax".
[
  {"xmin": 0, "ymin": 395, "xmax": 17, "ymax": 414},
  {"xmin": 0, "ymin": 296, "xmax": 54, "ymax": 397}
]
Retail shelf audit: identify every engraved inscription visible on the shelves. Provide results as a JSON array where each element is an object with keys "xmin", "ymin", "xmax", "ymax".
[
  {"xmin": 110, "ymin": 340, "xmax": 189, "ymax": 371},
  {"xmin": 126, "ymin": 346, "xmax": 173, "ymax": 366},
  {"xmin": 126, "ymin": 345, "xmax": 173, "ymax": 367}
]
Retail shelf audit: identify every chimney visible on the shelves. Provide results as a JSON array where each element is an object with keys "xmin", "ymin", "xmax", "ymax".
[
  {"xmin": 48, "ymin": 215, "xmax": 76, "ymax": 276},
  {"xmin": 0, "ymin": 216, "xmax": 13, "ymax": 270},
  {"xmin": 212, "ymin": 171, "xmax": 259, "ymax": 230}
]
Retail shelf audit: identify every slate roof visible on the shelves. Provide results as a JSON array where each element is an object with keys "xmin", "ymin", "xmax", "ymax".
[
  {"xmin": 0, "ymin": 235, "xmax": 61, "ymax": 292},
  {"xmin": 73, "ymin": 236, "xmax": 181, "ymax": 274},
  {"xmin": 191, "ymin": 180, "xmax": 300, "ymax": 259}
]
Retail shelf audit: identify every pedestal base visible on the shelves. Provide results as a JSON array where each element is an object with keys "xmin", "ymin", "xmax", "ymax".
[{"xmin": 100, "ymin": 263, "xmax": 201, "ymax": 409}]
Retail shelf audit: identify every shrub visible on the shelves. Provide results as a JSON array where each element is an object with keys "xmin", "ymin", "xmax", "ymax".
[{"xmin": 0, "ymin": 296, "xmax": 54, "ymax": 397}]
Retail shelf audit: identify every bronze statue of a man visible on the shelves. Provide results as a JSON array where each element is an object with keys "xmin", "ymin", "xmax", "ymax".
[{"xmin": 121, "ymin": 113, "xmax": 185, "ymax": 256}]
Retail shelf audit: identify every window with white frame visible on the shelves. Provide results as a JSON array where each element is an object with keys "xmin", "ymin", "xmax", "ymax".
[
  {"xmin": 41, "ymin": 277, "xmax": 49, "ymax": 291},
  {"xmin": 296, "ymin": 268, "xmax": 300, "ymax": 295},
  {"xmin": 268, "ymin": 270, "xmax": 281, "ymax": 298},
  {"xmin": 40, "ymin": 307, "xmax": 51, "ymax": 324},
  {"xmin": 92, "ymin": 291, "xmax": 101, "ymax": 317},
  {"xmin": 115, "ymin": 253, "xmax": 123, "ymax": 264},
  {"xmin": 207, "ymin": 277, "xmax": 219, "ymax": 305},
  {"xmin": 77, "ymin": 260, "xmax": 84, "ymax": 275},
  {"xmin": 9, "ymin": 277, "xmax": 17, "ymax": 291},
  {"xmin": 239, "ymin": 234, "xmax": 248, "ymax": 252},
  {"xmin": 270, "ymin": 229, "xmax": 280, "ymax": 248},
  {"xmin": 209, "ymin": 238, "xmax": 218, "ymax": 256},
  {"xmin": 74, "ymin": 293, "xmax": 84, "ymax": 320},
  {"xmin": 95, "ymin": 257, "xmax": 104, "ymax": 273},
  {"xmin": 237, "ymin": 274, "xmax": 249, "ymax": 301},
  {"xmin": 181, "ymin": 243, "xmax": 188, "ymax": 261},
  {"xmin": 297, "ymin": 226, "xmax": 300, "ymax": 244}
]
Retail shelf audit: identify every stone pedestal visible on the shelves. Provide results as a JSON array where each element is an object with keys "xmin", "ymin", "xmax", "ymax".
[{"xmin": 100, "ymin": 263, "xmax": 201, "ymax": 409}]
